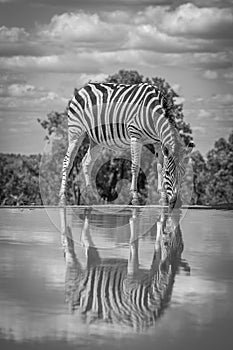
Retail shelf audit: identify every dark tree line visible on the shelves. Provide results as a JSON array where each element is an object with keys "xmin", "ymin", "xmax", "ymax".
[
  {"xmin": 191, "ymin": 132, "xmax": 233, "ymax": 205},
  {"xmin": 0, "ymin": 70, "xmax": 232, "ymax": 206},
  {"xmin": 0, "ymin": 153, "xmax": 42, "ymax": 205}
]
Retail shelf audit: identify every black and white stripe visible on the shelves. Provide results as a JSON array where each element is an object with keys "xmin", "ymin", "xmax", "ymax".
[
  {"xmin": 62, "ymin": 208, "xmax": 189, "ymax": 331},
  {"xmin": 60, "ymin": 82, "xmax": 187, "ymax": 205}
]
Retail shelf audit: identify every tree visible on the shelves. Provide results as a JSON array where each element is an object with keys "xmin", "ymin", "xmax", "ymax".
[
  {"xmin": 38, "ymin": 111, "xmax": 89, "ymax": 205},
  {"xmin": 205, "ymin": 131, "xmax": 233, "ymax": 204},
  {"xmin": 0, "ymin": 153, "xmax": 42, "ymax": 205},
  {"xmin": 190, "ymin": 130, "xmax": 233, "ymax": 205},
  {"xmin": 190, "ymin": 150, "xmax": 208, "ymax": 205},
  {"xmin": 105, "ymin": 69, "xmax": 144, "ymax": 85}
]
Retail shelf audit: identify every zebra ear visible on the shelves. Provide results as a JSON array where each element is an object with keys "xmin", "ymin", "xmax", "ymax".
[{"xmin": 162, "ymin": 145, "xmax": 169, "ymax": 157}]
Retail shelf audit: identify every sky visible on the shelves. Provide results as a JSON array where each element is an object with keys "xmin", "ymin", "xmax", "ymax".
[{"xmin": 0, "ymin": 0, "xmax": 233, "ymax": 156}]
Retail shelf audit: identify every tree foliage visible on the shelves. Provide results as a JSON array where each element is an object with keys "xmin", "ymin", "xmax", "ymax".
[
  {"xmin": 0, "ymin": 153, "xmax": 42, "ymax": 205},
  {"xmin": 191, "ymin": 130, "xmax": 233, "ymax": 205},
  {"xmin": 205, "ymin": 132, "xmax": 233, "ymax": 204}
]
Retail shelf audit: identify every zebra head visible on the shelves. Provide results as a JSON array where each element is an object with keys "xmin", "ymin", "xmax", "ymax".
[{"xmin": 162, "ymin": 143, "xmax": 193, "ymax": 205}]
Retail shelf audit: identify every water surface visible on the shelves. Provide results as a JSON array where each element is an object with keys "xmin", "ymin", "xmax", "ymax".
[{"xmin": 0, "ymin": 207, "xmax": 233, "ymax": 349}]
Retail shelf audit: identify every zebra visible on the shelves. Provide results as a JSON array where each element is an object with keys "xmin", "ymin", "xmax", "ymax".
[
  {"xmin": 59, "ymin": 82, "xmax": 192, "ymax": 206},
  {"xmin": 60, "ymin": 207, "xmax": 190, "ymax": 331}
]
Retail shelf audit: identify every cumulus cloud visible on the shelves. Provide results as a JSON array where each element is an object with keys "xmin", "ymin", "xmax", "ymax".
[
  {"xmin": 38, "ymin": 12, "xmax": 126, "ymax": 49},
  {"xmin": 197, "ymin": 109, "xmax": 213, "ymax": 119},
  {"xmin": 157, "ymin": 3, "xmax": 233, "ymax": 39},
  {"xmin": 0, "ymin": 4, "xmax": 232, "ymax": 79},
  {"xmin": 0, "ymin": 4, "xmax": 232, "ymax": 73},
  {"xmin": 0, "ymin": 83, "xmax": 37, "ymax": 98},
  {"xmin": 125, "ymin": 23, "xmax": 208, "ymax": 53},
  {"xmin": 0, "ymin": 54, "xmax": 101, "ymax": 73},
  {"xmin": 189, "ymin": 52, "xmax": 233, "ymax": 70},
  {"xmin": 203, "ymin": 70, "xmax": 218, "ymax": 79},
  {"xmin": 78, "ymin": 73, "xmax": 109, "ymax": 86},
  {"xmin": 173, "ymin": 96, "xmax": 186, "ymax": 105},
  {"xmin": 214, "ymin": 109, "xmax": 233, "ymax": 122},
  {"xmin": 0, "ymin": 25, "xmax": 47, "ymax": 57},
  {"xmin": 33, "ymin": 5, "xmax": 233, "ymax": 55},
  {"xmin": 7, "ymin": 83, "xmax": 36, "ymax": 97},
  {"xmin": 223, "ymin": 71, "xmax": 233, "ymax": 82},
  {"xmin": 192, "ymin": 125, "xmax": 206, "ymax": 134},
  {"xmin": 0, "ymin": 26, "xmax": 29, "ymax": 42},
  {"xmin": 0, "ymin": 82, "xmax": 67, "ymax": 114},
  {"xmin": 212, "ymin": 93, "xmax": 233, "ymax": 106}
]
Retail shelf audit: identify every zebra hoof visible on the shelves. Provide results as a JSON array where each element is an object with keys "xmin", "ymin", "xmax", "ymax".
[
  {"xmin": 170, "ymin": 195, "xmax": 182, "ymax": 209},
  {"xmin": 59, "ymin": 198, "xmax": 66, "ymax": 207},
  {"xmin": 130, "ymin": 191, "xmax": 139, "ymax": 205},
  {"xmin": 131, "ymin": 198, "xmax": 139, "ymax": 206},
  {"xmin": 159, "ymin": 198, "xmax": 168, "ymax": 206},
  {"xmin": 82, "ymin": 186, "xmax": 95, "ymax": 205}
]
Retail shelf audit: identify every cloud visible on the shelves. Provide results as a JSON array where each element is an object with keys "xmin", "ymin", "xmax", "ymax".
[
  {"xmin": 0, "ymin": 26, "xmax": 28, "ymax": 41},
  {"xmin": 174, "ymin": 96, "xmax": 186, "ymax": 105},
  {"xmin": 38, "ymin": 12, "xmax": 127, "ymax": 50},
  {"xmin": 125, "ymin": 23, "xmax": 209, "ymax": 53},
  {"xmin": 197, "ymin": 109, "xmax": 213, "ymax": 119},
  {"xmin": 190, "ymin": 52, "xmax": 233, "ymax": 70},
  {"xmin": 8, "ymin": 83, "xmax": 36, "ymax": 97},
  {"xmin": 0, "ymin": 5, "xmax": 232, "ymax": 77},
  {"xmin": 0, "ymin": 25, "xmax": 47, "ymax": 57},
  {"xmin": 158, "ymin": 3, "xmax": 233, "ymax": 40},
  {"xmin": 0, "ymin": 4, "xmax": 232, "ymax": 73},
  {"xmin": 0, "ymin": 0, "xmax": 172, "ymax": 6},
  {"xmin": 203, "ymin": 70, "xmax": 218, "ymax": 79},
  {"xmin": 0, "ymin": 83, "xmax": 37, "ymax": 97},
  {"xmin": 212, "ymin": 93, "xmax": 233, "ymax": 106},
  {"xmin": 0, "ymin": 54, "xmax": 101, "ymax": 73},
  {"xmin": 223, "ymin": 71, "xmax": 233, "ymax": 82},
  {"xmin": 78, "ymin": 72, "xmax": 108, "ymax": 86},
  {"xmin": 0, "ymin": 71, "xmax": 25, "ymax": 84},
  {"xmin": 214, "ymin": 109, "xmax": 233, "ymax": 122},
  {"xmin": 192, "ymin": 126, "xmax": 206, "ymax": 134},
  {"xmin": 0, "ymin": 82, "xmax": 68, "ymax": 114},
  {"xmin": 35, "ymin": 6, "xmax": 233, "ymax": 55}
]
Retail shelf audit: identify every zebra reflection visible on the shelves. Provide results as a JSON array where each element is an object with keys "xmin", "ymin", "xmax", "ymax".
[{"xmin": 60, "ymin": 208, "xmax": 190, "ymax": 331}]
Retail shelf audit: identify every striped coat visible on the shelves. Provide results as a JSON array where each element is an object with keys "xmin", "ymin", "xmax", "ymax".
[
  {"xmin": 59, "ymin": 83, "xmax": 189, "ymax": 205},
  {"xmin": 61, "ymin": 208, "xmax": 190, "ymax": 331}
]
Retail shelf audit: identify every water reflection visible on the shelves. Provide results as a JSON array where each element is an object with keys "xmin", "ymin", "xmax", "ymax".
[
  {"xmin": 1, "ymin": 209, "xmax": 233, "ymax": 348},
  {"xmin": 60, "ymin": 207, "xmax": 190, "ymax": 331}
]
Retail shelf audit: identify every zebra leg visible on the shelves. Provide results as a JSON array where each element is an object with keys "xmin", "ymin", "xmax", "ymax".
[
  {"xmin": 130, "ymin": 137, "xmax": 142, "ymax": 205},
  {"xmin": 59, "ymin": 134, "xmax": 85, "ymax": 206},
  {"xmin": 82, "ymin": 141, "xmax": 102, "ymax": 202},
  {"xmin": 60, "ymin": 207, "xmax": 77, "ymax": 264},
  {"xmin": 156, "ymin": 146, "xmax": 163, "ymax": 193},
  {"xmin": 128, "ymin": 209, "xmax": 139, "ymax": 277},
  {"xmin": 81, "ymin": 211, "xmax": 101, "ymax": 268},
  {"xmin": 155, "ymin": 146, "xmax": 168, "ymax": 206}
]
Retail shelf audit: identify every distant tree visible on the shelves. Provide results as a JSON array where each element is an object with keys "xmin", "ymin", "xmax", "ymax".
[
  {"xmin": 190, "ymin": 150, "xmax": 208, "ymax": 205},
  {"xmin": 190, "ymin": 130, "xmax": 233, "ymax": 205},
  {"xmin": 105, "ymin": 69, "xmax": 144, "ymax": 85},
  {"xmin": 38, "ymin": 111, "xmax": 89, "ymax": 205},
  {"xmin": 0, "ymin": 153, "xmax": 42, "ymax": 205},
  {"xmin": 205, "ymin": 131, "xmax": 233, "ymax": 204}
]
